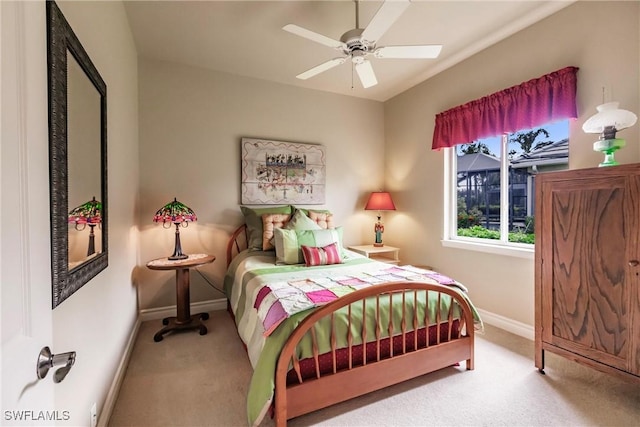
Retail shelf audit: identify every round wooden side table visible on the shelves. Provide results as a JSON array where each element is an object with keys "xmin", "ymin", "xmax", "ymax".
[{"xmin": 146, "ymin": 254, "xmax": 215, "ymax": 342}]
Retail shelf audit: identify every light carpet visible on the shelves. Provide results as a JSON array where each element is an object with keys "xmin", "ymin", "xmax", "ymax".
[{"xmin": 108, "ymin": 311, "xmax": 640, "ymax": 427}]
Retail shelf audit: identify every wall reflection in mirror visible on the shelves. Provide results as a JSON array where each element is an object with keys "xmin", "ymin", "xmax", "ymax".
[
  {"xmin": 48, "ymin": 0, "xmax": 108, "ymax": 308},
  {"xmin": 67, "ymin": 52, "xmax": 103, "ymax": 268}
]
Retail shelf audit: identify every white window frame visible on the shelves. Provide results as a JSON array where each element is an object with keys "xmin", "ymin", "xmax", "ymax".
[{"xmin": 442, "ymin": 135, "xmax": 534, "ymax": 259}]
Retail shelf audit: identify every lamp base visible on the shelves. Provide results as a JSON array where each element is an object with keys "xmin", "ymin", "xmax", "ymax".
[
  {"xmin": 373, "ymin": 215, "xmax": 385, "ymax": 248},
  {"xmin": 594, "ymin": 138, "xmax": 625, "ymax": 167},
  {"xmin": 169, "ymin": 224, "xmax": 188, "ymax": 260},
  {"xmin": 87, "ymin": 224, "xmax": 96, "ymax": 256}
]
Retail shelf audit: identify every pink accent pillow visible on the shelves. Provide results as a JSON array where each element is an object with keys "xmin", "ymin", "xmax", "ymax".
[{"xmin": 301, "ymin": 243, "xmax": 342, "ymax": 267}]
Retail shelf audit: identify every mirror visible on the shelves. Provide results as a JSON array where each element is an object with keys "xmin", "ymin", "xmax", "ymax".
[{"xmin": 47, "ymin": 1, "xmax": 108, "ymax": 308}]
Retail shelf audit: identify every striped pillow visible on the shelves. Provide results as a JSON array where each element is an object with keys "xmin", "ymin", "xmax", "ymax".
[{"xmin": 301, "ymin": 243, "xmax": 342, "ymax": 267}]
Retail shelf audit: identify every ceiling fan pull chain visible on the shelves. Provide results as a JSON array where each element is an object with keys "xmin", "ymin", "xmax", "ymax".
[{"xmin": 351, "ymin": 63, "xmax": 355, "ymax": 90}]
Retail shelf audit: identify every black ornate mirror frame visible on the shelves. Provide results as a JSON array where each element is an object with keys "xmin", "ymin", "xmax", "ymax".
[{"xmin": 47, "ymin": 0, "xmax": 108, "ymax": 308}]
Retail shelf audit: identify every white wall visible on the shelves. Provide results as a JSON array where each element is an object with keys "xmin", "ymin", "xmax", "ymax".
[
  {"xmin": 384, "ymin": 1, "xmax": 640, "ymax": 327},
  {"xmin": 137, "ymin": 59, "xmax": 385, "ymax": 310},
  {"xmin": 50, "ymin": 1, "xmax": 139, "ymax": 425}
]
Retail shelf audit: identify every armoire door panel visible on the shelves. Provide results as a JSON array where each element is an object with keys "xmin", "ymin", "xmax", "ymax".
[{"xmin": 548, "ymin": 178, "xmax": 630, "ymax": 370}]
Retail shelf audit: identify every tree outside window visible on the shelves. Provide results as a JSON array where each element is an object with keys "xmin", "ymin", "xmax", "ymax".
[{"xmin": 454, "ymin": 120, "xmax": 569, "ymax": 245}]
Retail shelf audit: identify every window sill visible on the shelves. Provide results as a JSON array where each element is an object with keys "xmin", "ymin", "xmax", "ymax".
[{"xmin": 441, "ymin": 238, "xmax": 534, "ymax": 259}]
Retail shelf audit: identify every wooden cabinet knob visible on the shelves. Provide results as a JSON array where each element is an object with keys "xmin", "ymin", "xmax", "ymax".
[{"xmin": 629, "ymin": 260, "xmax": 639, "ymax": 267}]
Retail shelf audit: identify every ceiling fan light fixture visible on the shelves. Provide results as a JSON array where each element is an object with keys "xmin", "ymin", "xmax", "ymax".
[
  {"xmin": 283, "ymin": 0, "xmax": 439, "ymax": 89},
  {"xmin": 351, "ymin": 50, "xmax": 366, "ymax": 64}
]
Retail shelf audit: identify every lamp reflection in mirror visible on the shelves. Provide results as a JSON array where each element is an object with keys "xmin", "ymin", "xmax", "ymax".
[
  {"xmin": 68, "ymin": 196, "xmax": 102, "ymax": 257},
  {"xmin": 364, "ymin": 191, "xmax": 396, "ymax": 247},
  {"xmin": 582, "ymin": 102, "xmax": 637, "ymax": 167},
  {"xmin": 153, "ymin": 198, "xmax": 197, "ymax": 260}
]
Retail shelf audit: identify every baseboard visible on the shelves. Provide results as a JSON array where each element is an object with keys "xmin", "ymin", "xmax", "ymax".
[
  {"xmin": 99, "ymin": 298, "xmax": 227, "ymax": 426},
  {"xmin": 138, "ymin": 298, "xmax": 228, "ymax": 322},
  {"xmin": 97, "ymin": 317, "xmax": 141, "ymax": 427},
  {"xmin": 477, "ymin": 308, "xmax": 534, "ymax": 341}
]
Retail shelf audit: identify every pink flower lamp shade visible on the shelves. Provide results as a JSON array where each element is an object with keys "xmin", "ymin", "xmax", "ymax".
[{"xmin": 153, "ymin": 198, "xmax": 197, "ymax": 260}]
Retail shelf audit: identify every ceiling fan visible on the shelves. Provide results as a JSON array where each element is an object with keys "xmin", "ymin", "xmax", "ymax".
[{"xmin": 283, "ymin": 0, "xmax": 442, "ymax": 89}]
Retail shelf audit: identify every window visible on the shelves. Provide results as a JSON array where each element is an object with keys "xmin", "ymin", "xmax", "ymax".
[
  {"xmin": 449, "ymin": 121, "xmax": 569, "ymax": 249},
  {"xmin": 433, "ymin": 67, "xmax": 578, "ymax": 257}
]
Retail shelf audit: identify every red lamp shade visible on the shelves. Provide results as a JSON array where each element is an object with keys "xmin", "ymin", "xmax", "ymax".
[
  {"xmin": 364, "ymin": 192, "xmax": 396, "ymax": 211},
  {"xmin": 364, "ymin": 192, "xmax": 395, "ymax": 247}
]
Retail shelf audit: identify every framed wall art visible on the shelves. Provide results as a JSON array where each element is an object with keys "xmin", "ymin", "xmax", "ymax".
[{"xmin": 241, "ymin": 138, "xmax": 326, "ymax": 205}]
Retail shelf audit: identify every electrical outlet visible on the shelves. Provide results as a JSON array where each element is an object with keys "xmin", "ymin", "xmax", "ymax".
[{"xmin": 90, "ymin": 402, "xmax": 97, "ymax": 427}]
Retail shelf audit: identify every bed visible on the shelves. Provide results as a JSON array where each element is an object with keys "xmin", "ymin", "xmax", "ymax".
[{"xmin": 224, "ymin": 209, "xmax": 481, "ymax": 427}]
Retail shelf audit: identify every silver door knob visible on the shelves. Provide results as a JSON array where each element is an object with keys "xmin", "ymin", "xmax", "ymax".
[{"xmin": 36, "ymin": 346, "xmax": 76, "ymax": 383}]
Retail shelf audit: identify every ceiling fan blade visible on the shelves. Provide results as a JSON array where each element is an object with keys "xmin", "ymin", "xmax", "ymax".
[
  {"xmin": 375, "ymin": 45, "xmax": 443, "ymax": 59},
  {"xmin": 361, "ymin": 0, "xmax": 410, "ymax": 42},
  {"xmin": 296, "ymin": 57, "xmax": 346, "ymax": 80},
  {"xmin": 283, "ymin": 24, "xmax": 345, "ymax": 50},
  {"xmin": 355, "ymin": 60, "xmax": 378, "ymax": 88}
]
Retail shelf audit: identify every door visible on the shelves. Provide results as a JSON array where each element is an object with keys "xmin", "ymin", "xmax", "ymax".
[{"xmin": 1, "ymin": 0, "xmax": 56, "ymax": 420}]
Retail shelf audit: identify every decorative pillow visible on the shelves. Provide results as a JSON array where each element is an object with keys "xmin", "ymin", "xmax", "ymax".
[
  {"xmin": 294, "ymin": 207, "xmax": 331, "ymax": 216},
  {"xmin": 308, "ymin": 211, "xmax": 335, "ymax": 229},
  {"xmin": 296, "ymin": 227, "xmax": 343, "ymax": 249},
  {"xmin": 273, "ymin": 228, "xmax": 301, "ymax": 264},
  {"xmin": 274, "ymin": 226, "xmax": 344, "ymax": 265},
  {"xmin": 240, "ymin": 205, "xmax": 292, "ymax": 251},
  {"xmin": 286, "ymin": 209, "xmax": 322, "ymax": 231},
  {"xmin": 301, "ymin": 243, "xmax": 342, "ymax": 267},
  {"xmin": 293, "ymin": 207, "xmax": 334, "ymax": 229},
  {"xmin": 261, "ymin": 213, "xmax": 291, "ymax": 251}
]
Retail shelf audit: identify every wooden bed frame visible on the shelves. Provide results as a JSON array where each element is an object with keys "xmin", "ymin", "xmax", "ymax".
[{"xmin": 226, "ymin": 224, "xmax": 476, "ymax": 426}]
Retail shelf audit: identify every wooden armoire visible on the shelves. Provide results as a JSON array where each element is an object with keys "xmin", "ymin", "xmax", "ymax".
[{"xmin": 535, "ymin": 163, "xmax": 640, "ymax": 381}]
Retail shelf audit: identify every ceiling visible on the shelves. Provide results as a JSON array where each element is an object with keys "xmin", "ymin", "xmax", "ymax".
[{"xmin": 123, "ymin": 1, "xmax": 573, "ymax": 102}]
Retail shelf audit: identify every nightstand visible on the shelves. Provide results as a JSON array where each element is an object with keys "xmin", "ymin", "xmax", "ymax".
[
  {"xmin": 347, "ymin": 245, "xmax": 400, "ymax": 264},
  {"xmin": 146, "ymin": 253, "xmax": 215, "ymax": 342}
]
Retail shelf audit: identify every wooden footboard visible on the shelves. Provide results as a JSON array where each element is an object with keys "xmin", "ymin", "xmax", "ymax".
[{"xmin": 274, "ymin": 281, "xmax": 475, "ymax": 426}]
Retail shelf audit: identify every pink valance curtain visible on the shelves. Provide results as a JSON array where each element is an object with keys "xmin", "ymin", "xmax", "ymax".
[{"xmin": 432, "ymin": 66, "xmax": 579, "ymax": 150}]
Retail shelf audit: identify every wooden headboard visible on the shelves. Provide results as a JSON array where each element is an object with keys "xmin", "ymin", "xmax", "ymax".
[{"xmin": 226, "ymin": 224, "xmax": 248, "ymax": 268}]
